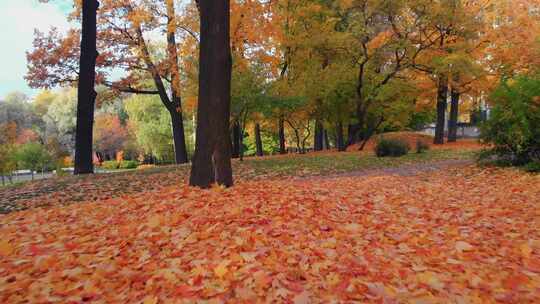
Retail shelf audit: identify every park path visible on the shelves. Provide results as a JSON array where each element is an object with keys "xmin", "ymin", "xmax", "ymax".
[{"xmin": 299, "ymin": 159, "xmax": 474, "ymax": 181}]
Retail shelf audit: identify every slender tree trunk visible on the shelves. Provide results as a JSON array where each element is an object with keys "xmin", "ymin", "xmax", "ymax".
[
  {"xmin": 279, "ymin": 117, "xmax": 286, "ymax": 154},
  {"xmin": 336, "ymin": 121, "xmax": 345, "ymax": 152},
  {"xmin": 231, "ymin": 121, "xmax": 241, "ymax": 158},
  {"xmin": 190, "ymin": 0, "xmax": 233, "ymax": 188},
  {"xmin": 255, "ymin": 123, "xmax": 263, "ymax": 157},
  {"xmin": 170, "ymin": 109, "xmax": 189, "ymax": 163},
  {"xmin": 322, "ymin": 129, "xmax": 328, "ymax": 150},
  {"xmin": 434, "ymin": 75, "xmax": 448, "ymax": 145},
  {"xmin": 74, "ymin": 0, "xmax": 99, "ymax": 175},
  {"xmin": 166, "ymin": 0, "xmax": 189, "ymax": 164},
  {"xmin": 314, "ymin": 120, "xmax": 324, "ymax": 151},
  {"xmin": 239, "ymin": 128, "xmax": 244, "ymax": 161},
  {"xmin": 347, "ymin": 124, "xmax": 360, "ymax": 147},
  {"xmin": 448, "ymin": 86, "xmax": 460, "ymax": 143},
  {"xmin": 1, "ymin": 175, "xmax": 5, "ymax": 186}
]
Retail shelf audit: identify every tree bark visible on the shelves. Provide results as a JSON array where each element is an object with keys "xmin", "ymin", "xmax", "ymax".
[
  {"xmin": 231, "ymin": 121, "xmax": 241, "ymax": 159},
  {"xmin": 448, "ymin": 86, "xmax": 460, "ymax": 143},
  {"xmin": 279, "ymin": 117, "xmax": 286, "ymax": 154},
  {"xmin": 323, "ymin": 129, "xmax": 330, "ymax": 150},
  {"xmin": 190, "ymin": 0, "xmax": 233, "ymax": 188},
  {"xmin": 255, "ymin": 123, "xmax": 263, "ymax": 157},
  {"xmin": 336, "ymin": 121, "xmax": 346, "ymax": 152},
  {"xmin": 314, "ymin": 120, "xmax": 324, "ymax": 151},
  {"xmin": 347, "ymin": 124, "xmax": 360, "ymax": 147},
  {"xmin": 74, "ymin": 0, "xmax": 99, "ymax": 175},
  {"xmin": 166, "ymin": 0, "xmax": 189, "ymax": 164},
  {"xmin": 170, "ymin": 108, "xmax": 189, "ymax": 163},
  {"xmin": 434, "ymin": 75, "xmax": 448, "ymax": 145}
]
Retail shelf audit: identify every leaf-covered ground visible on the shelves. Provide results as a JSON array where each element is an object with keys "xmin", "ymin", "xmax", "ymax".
[
  {"xmin": 1, "ymin": 162, "xmax": 539, "ymax": 303},
  {"xmin": 0, "ymin": 146, "xmax": 477, "ymax": 214}
]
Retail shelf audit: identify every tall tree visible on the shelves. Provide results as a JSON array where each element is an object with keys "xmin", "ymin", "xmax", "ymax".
[
  {"xmin": 74, "ymin": 0, "xmax": 99, "ymax": 174},
  {"xmin": 27, "ymin": 0, "xmax": 190, "ymax": 164},
  {"xmin": 189, "ymin": 0, "xmax": 233, "ymax": 188}
]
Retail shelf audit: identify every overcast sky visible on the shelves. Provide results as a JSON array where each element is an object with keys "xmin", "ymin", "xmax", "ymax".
[{"xmin": 0, "ymin": 0, "xmax": 72, "ymax": 100}]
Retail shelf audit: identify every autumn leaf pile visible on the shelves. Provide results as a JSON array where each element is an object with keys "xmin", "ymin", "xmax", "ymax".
[{"xmin": 1, "ymin": 165, "xmax": 539, "ymax": 303}]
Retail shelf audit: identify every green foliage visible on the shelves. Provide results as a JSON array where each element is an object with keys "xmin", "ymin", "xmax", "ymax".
[
  {"xmin": 124, "ymin": 95, "xmax": 176, "ymax": 162},
  {"xmin": 408, "ymin": 109, "xmax": 436, "ymax": 131},
  {"xmin": 375, "ymin": 138, "xmax": 411, "ymax": 157},
  {"xmin": 101, "ymin": 160, "xmax": 139, "ymax": 170},
  {"xmin": 101, "ymin": 161, "xmax": 120, "ymax": 170},
  {"xmin": 244, "ymin": 130, "xmax": 280, "ymax": 156},
  {"xmin": 119, "ymin": 160, "xmax": 139, "ymax": 170},
  {"xmin": 416, "ymin": 140, "xmax": 430, "ymax": 154},
  {"xmin": 14, "ymin": 143, "xmax": 52, "ymax": 172},
  {"xmin": 480, "ymin": 75, "xmax": 540, "ymax": 165},
  {"xmin": 524, "ymin": 162, "xmax": 540, "ymax": 173},
  {"xmin": 0, "ymin": 145, "xmax": 16, "ymax": 176}
]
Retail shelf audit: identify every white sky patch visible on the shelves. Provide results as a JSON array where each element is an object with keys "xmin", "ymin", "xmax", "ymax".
[{"xmin": 0, "ymin": 0, "xmax": 72, "ymax": 99}]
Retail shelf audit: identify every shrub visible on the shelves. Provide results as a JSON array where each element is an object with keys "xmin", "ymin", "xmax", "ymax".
[
  {"xmin": 416, "ymin": 140, "xmax": 430, "ymax": 154},
  {"xmin": 480, "ymin": 75, "xmax": 540, "ymax": 165},
  {"xmin": 119, "ymin": 160, "xmax": 139, "ymax": 169},
  {"xmin": 524, "ymin": 162, "xmax": 540, "ymax": 173},
  {"xmin": 375, "ymin": 138, "xmax": 410, "ymax": 157},
  {"xmin": 101, "ymin": 161, "xmax": 119, "ymax": 170}
]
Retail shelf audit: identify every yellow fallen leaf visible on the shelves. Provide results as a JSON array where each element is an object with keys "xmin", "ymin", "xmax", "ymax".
[
  {"xmin": 326, "ymin": 273, "xmax": 340, "ymax": 286},
  {"xmin": 345, "ymin": 223, "xmax": 361, "ymax": 232},
  {"xmin": 455, "ymin": 241, "xmax": 473, "ymax": 253},
  {"xmin": 0, "ymin": 240, "xmax": 13, "ymax": 256},
  {"xmin": 143, "ymin": 296, "xmax": 158, "ymax": 304},
  {"xmin": 520, "ymin": 243, "xmax": 532, "ymax": 259},
  {"xmin": 417, "ymin": 272, "xmax": 444, "ymax": 290},
  {"xmin": 214, "ymin": 260, "xmax": 230, "ymax": 278},
  {"xmin": 147, "ymin": 215, "xmax": 162, "ymax": 228}
]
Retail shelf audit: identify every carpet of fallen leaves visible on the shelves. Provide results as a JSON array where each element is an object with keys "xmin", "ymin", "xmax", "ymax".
[
  {"xmin": 1, "ymin": 165, "xmax": 539, "ymax": 303},
  {"xmin": 346, "ymin": 132, "xmax": 483, "ymax": 152}
]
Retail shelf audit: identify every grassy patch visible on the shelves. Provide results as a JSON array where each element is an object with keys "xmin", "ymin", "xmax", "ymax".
[{"xmin": 240, "ymin": 149, "xmax": 476, "ymax": 178}]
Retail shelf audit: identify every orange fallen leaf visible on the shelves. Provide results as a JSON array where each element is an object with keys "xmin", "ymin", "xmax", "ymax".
[
  {"xmin": 214, "ymin": 260, "xmax": 230, "ymax": 278},
  {"xmin": 0, "ymin": 240, "xmax": 13, "ymax": 256}
]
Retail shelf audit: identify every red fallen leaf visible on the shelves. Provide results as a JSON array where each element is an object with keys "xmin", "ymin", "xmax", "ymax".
[
  {"xmin": 28, "ymin": 244, "xmax": 47, "ymax": 256},
  {"xmin": 193, "ymin": 275, "xmax": 203, "ymax": 285},
  {"xmin": 286, "ymin": 281, "xmax": 305, "ymax": 293},
  {"xmin": 173, "ymin": 285, "xmax": 196, "ymax": 298},
  {"xmin": 64, "ymin": 242, "xmax": 78, "ymax": 251},
  {"xmin": 525, "ymin": 258, "xmax": 540, "ymax": 273},
  {"xmin": 335, "ymin": 277, "xmax": 351, "ymax": 292},
  {"xmin": 502, "ymin": 273, "xmax": 530, "ymax": 290}
]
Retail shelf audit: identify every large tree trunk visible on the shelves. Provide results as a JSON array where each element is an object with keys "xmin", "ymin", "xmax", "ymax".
[
  {"xmin": 166, "ymin": 0, "xmax": 189, "ymax": 164},
  {"xmin": 434, "ymin": 75, "xmax": 448, "ymax": 145},
  {"xmin": 190, "ymin": 0, "xmax": 233, "ymax": 188},
  {"xmin": 255, "ymin": 123, "xmax": 263, "ymax": 157},
  {"xmin": 314, "ymin": 120, "xmax": 324, "ymax": 151},
  {"xmin": 74, "ymin": 0, "xmax": 99, "ymax": 175},
  {"xmin": 279, "ymin": 117, "xmax": 286, "ymax": 154},
  {"xmin": 336, "ymin": 121, "xmax": 346, "ymax": 152},
  {"xmin": 231, "ymin": 121, "xmax": 241, "ymax": 158},
  {"xmin": 170, "ymin": 108, "xmax": 189, "ymax": 163},
  {"xmin": 448, "ymin": 86, "xmax": 460, "ymax": 143}
]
